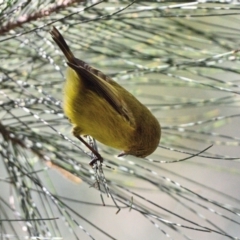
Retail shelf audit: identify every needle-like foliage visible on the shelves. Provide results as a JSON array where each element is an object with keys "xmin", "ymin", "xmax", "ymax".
[{"xmin": 0, "ymin": 1, "xmax": 240, "ymax": 239}]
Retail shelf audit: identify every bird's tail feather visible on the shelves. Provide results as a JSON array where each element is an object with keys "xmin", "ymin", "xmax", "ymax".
[{"xmin": 50, "ymin": 26, "xmax": 75, "ymax": 63}]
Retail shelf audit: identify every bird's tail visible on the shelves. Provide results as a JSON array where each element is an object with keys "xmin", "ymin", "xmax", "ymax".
[{"xmin": 50, "ymin": 26, "xmax": 75, "ymax": 63}]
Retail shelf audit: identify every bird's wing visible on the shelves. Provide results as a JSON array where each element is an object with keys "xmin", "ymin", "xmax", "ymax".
[
  {"xmin": 73, "ymin": 58, "xmax": 113, "ymax": 83},
  {"xmin": 67, "ymin": 62, "xmax": 135, "ymax": 126}
]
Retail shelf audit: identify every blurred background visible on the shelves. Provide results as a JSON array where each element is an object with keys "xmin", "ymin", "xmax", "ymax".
[{"xmin": 0, "ymin": 0, "xmax": 240, "ymax": 239}]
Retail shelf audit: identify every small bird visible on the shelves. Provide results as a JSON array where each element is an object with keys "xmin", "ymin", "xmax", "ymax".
[{"xmin": 50, "ymin": 27, "xmax": 161, "ymax": 166}]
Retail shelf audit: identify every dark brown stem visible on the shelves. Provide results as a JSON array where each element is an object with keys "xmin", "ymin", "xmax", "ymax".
[
  {"xmin": 0, "ymin": 0, "xmax": 83, "ymax": 35},
  {"xmin": 0, "ymin": 121, "xmax": 51, "ymax": 163}
]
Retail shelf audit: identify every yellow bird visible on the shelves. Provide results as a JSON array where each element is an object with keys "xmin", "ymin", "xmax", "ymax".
[{"xmin": 50, "ymin": 27, "xmax": 161, "ymax": 166}]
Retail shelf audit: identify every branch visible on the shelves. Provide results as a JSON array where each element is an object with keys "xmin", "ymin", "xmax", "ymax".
[{"xmin": 0, "ymin": 0, "xmax": 83, "ymax": 35}]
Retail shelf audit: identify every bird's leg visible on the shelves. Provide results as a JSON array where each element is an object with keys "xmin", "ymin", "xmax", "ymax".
[
  {"xmin": 72, "ymin": 126, "xmax": 103, "ymax": 167},
  {"xmin": 73, "ymin": 127, "xmax": 120, "ymax": 212}
]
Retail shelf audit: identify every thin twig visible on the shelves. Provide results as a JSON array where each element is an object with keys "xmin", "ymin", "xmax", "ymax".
[{"xmin": 0, "ymin": 0, "xmax": 83, "ymax": 35}]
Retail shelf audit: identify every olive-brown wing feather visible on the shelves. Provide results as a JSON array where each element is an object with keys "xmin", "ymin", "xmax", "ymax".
[{"xmin": 67, "ymin": 62, "xmax": 135, "ymax": 126}]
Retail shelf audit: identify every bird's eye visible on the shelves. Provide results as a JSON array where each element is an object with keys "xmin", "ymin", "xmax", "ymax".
[{"xmin": 136, "ymin": 149, "xmax": 145, "ymax": 157}]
